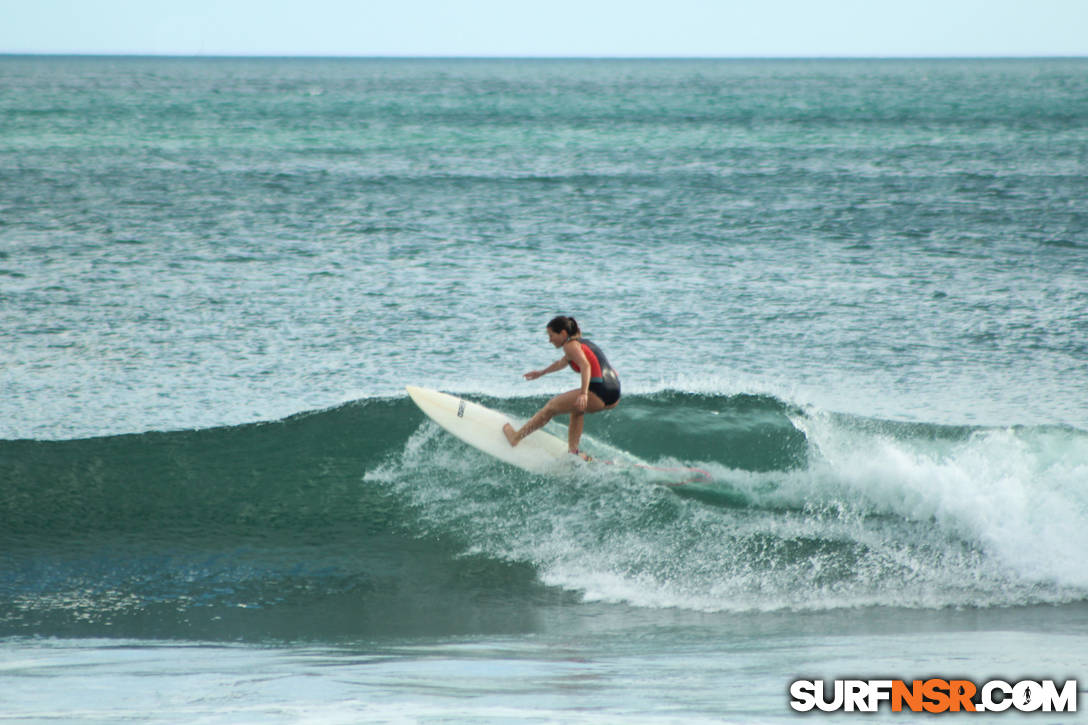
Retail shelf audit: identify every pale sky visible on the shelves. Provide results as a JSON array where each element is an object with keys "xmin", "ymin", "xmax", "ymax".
[{"xmin": 1, "ymin": 0, "xmax": 1086, "ymax": 57}]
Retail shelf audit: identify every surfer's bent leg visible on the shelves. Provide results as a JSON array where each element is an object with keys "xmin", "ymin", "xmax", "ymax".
[
  {"xmin": 503, "ymin": 391, "xmax": 580, "ymax": 447},
  {"xmin": 506, "ymin": 390, "xmax": 613, "ymax": 452},
  {"xmin": 504, "ymin": 408, "xmax": 551, "ymax": 447},
  {"xmin": 568, "ymin": 411, "xmax": 585, "ymax": 454}
]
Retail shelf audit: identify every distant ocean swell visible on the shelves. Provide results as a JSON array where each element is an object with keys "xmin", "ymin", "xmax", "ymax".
[{"xmin": 2, "ymin": 392, "xmax": 1086, "ymax": 639}]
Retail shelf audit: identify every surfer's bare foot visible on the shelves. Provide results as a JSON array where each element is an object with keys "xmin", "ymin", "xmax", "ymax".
[{"xmin": 503, "ymin": 423, "xmax": 519, "ymax": 447}]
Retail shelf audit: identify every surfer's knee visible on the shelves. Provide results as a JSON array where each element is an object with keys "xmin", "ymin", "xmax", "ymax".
[{"xmin": 541, "ymin": 399, "xmax": 564, "ymax": 419}]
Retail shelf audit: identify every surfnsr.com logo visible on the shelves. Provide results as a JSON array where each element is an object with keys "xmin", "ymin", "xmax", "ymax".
[{"xmin": 789, "ymin": 678, "xmax": 1078, "ymax": 713}]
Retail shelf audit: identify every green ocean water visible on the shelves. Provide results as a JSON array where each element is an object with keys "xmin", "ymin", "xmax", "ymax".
[{"xmin": 2, "ymin": 57, "xmax": 1087, "ymax": 722}]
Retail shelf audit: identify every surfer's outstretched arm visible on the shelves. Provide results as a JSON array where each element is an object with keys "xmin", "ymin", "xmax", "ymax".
[{"xmin": 524, "ymin": 357, "xmax": 567, "ymax": 381}]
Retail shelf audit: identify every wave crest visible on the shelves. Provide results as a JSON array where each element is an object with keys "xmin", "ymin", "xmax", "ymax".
[{"xmin": 3, "ymin": 391, "xmax": 1086, "ymax": 633}]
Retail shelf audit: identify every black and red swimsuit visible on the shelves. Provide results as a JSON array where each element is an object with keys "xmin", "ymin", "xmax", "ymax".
[{"xmin": 567, "ymin": 339, "xmax": 621, "ymax": 406}]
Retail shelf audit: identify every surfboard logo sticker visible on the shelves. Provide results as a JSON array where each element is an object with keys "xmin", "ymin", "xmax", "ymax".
[{"xmin": 457, "ymin": 400, "xmax": 466, "ymax": 418}]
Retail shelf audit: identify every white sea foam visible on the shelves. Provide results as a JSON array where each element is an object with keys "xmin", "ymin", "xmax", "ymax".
[
  {"xmin": 392, "ymin": 404, "xmax": 1088, "ymax": 614},
  {"xmin": 793, "ymin": 412, "xmax": 1088, "ymax": 589}
]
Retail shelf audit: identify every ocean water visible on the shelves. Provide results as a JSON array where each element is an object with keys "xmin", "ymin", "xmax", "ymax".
[{"xmin": 2, "ymin": 56, "xmax": 1087, "ymax": 722}]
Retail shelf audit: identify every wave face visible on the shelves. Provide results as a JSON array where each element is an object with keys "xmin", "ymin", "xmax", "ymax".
[{"xmin": 3, "ymin": 392, "xmax": 1087, "ymax": 640}]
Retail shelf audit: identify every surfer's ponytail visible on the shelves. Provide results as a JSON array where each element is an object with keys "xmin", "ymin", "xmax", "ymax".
[{"xmin": 547, "ymin": 315, "xmax": 580, "ymax": 338}]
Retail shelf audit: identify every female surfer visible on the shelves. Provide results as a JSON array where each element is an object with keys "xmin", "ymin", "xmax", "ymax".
[{"xmin": 503, "ymin": 315, "xmax": 621, "ymax": 457}]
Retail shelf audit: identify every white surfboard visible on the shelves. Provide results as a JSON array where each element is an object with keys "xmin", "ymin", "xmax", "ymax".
[
  {"xmin": 405, "ymin": 386, "xmax": 712, "ymax": 484},
  {"xmin": 405, "ymin": 386, "xmax": 573, "ymax": 474}
]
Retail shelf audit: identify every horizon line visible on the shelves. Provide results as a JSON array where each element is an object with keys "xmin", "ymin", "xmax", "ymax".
[{"xmin": 3, "ymin": 52, "xmax": 1087, "ymax": 61}]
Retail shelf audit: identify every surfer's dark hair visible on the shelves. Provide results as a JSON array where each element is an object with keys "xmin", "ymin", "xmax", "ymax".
[{"xmin": 547, "ymin": 315, "xmax": 580, "ymax": 337}]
